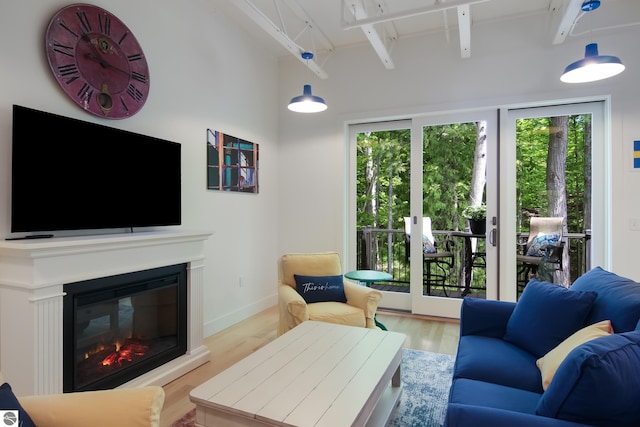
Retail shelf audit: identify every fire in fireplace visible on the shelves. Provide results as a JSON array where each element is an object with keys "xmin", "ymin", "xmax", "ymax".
[{"xmin": 63, "ymin": 264, "xmax": 187, "ymax": 392}]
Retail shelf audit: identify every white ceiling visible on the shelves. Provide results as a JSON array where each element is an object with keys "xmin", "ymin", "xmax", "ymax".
[{"xmin": 220, "ymin": 0, "xmax": 638, "ymax": 77}]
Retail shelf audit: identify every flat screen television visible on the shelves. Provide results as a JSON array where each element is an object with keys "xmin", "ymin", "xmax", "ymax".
[{"xmin": 11, "ymin": 105, "xmax": 181, "ymax": 233}]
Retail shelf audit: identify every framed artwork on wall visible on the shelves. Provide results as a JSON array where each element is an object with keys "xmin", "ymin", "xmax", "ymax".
[{"xmin": 207, "ymin": 129, "xmax": 259, "ymax": 193}]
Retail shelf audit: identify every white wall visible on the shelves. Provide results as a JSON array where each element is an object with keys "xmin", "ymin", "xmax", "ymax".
[
  {"xmin": 277, "ymin": 9, "xmax": 640, "ymax": 281},
  {"xmin": 0, "ymin": 0, "xmax": 280, "ymax": 337}
]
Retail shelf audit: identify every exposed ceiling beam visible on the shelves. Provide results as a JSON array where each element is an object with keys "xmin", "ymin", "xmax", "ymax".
[
  {"xmin": 281, "ymin": 0, "xmax": 335, "ymax": 53},
  {"xmin": 232, "ymin": 0, "xmax": 329, "ymax": 79},
  {"xmin": 374, "ymin": 1, "xmax": 399, "ymax": 43},
  {"xmin": 344, "ymin": 0, "xmax": 484, "ymax": 59},
  {"xmin": 550, "ymin": 0, "xmax": 585, "ymax": 45},
  {"xmin": 347, "ymin": 1, "xmax": 395, "ymax": 69},
  {"xmin": 457, "ymin": 5, "xmax": 471, "ymax": 58},
  {"xmin": 342, "ymin": 0, "xmax": 489, "ymax": 30}
]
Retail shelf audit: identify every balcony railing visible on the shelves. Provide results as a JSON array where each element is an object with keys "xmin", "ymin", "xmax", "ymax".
[{"xmin": 356, "ymin": 227, "xmax": 591, "ymax": 296}]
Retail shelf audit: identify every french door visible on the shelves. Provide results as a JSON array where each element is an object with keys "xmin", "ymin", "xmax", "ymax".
[
  {"xmin": 348, "ymin": 99, "xmax": 608, "ymax": 318},
  {"xmin": 410, "ymin": 111, "xmax": 498, "ymax": 317},
  {"xmin": 499, "ymin": 101, "xmax": 609, "ymax": 301},
  {"xmin": 348, "ymin": 110, "xmax": 498, "ymax": 318},
  {"xmin": 347, "ymin": 120, "xmax": 413, "ymax": 312}
]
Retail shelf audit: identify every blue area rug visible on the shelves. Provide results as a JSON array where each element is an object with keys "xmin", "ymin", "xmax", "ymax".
[{"xmin": 387, "ymin": 349, "xmax": 455, "ymax": 427}]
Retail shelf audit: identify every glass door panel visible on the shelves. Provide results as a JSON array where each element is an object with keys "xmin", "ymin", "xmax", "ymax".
[
  {"xmin": 410, "ymin": 111, "xmax": 498, "ymax": 318},
  {"xmin": 349, "ymin": 110, "xmax": 498, "ymax": 319},
  {"xmin": 500, "ymin": 101, "xmax": 608, "ymax": 301},
  {"xmin": 349, "ymin": 120, "xmax": 412, "ymax": 311}
]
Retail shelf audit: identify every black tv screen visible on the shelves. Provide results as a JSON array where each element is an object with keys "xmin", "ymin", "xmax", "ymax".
[{"xmin": 11, "ymin": 105, "xmax": 181, "ymax": 233}]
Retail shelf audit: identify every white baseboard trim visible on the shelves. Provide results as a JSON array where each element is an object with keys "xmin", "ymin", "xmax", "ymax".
[{"xmin": 203, "ymin": 294, "xmax": 276, "ymax": 338}]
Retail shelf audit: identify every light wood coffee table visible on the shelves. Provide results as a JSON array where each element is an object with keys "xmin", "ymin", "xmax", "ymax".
[{"xmin": 190, "ymin": 321, "xmax": 406, "ymax": 427}]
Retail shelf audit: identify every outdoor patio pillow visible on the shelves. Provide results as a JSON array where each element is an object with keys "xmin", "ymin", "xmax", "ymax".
[
  {"xmin": 526, "ymin": 232, "xmax": 561, "ymax": 257},
  {"xmin": 423, "ymin": 235, "xmax": 436, "ymax": 254},
  {"xmin": 503, "ymin": 280, "xmax": 597, "ymax": 358},
  {"xmin": 294, "ymin": 274, "xmax": 347, "ymax": 304}
]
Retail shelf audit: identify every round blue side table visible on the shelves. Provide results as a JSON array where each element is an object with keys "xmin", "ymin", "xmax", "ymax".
[{"xmin": 344, "ymin": 270, "xmax": 392, "ymax": 331}]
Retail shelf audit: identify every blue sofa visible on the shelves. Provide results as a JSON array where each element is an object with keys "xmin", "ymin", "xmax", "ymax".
[{"xmin": 444, "ymin": 267, "xmax": 640, "ymax": 427}]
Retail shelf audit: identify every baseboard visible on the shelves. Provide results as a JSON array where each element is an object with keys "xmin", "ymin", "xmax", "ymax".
[{"xmin": 203, "ymin": 294, "xmax": 276, "ymax": 338}]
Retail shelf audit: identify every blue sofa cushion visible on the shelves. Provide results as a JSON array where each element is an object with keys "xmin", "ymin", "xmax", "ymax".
[
  {"xmin": 454, "ymin": 335, "xmax": 543, "ymax": 393},
  {"xmin": 570, "ymin": 266, "xmax": 640, "ymax": 332},
  {"xmin": 445, "ymin": 403, "xmax": 591, "ymax": 427},
  {"xmin": 504, "ymin": 280, "xmax": 597, "ymax": 358},
  {"xmin": 448, "ymin": 377, "xmax": 541, "ymax": 415},
  {"xmin": 536, "ymin": 331, "xmax": 640, "ymax": 427}
]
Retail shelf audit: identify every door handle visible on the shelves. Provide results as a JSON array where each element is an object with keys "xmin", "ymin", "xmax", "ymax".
[
  {"xmin": 489, "ymin": 216, "xmax": 497, "ymax": 246},
  {"xmin": 489, "ymin": 228, "xmax": 497, "ymax": 246}
]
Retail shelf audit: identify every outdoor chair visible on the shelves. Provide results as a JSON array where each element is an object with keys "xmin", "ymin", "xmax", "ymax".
[
  {"xmin": 517, "ymin": 216, "xmax": 565, "ymax": 290},
  {"xmin": 404, "ymin": 217, "xmax": 455, "ymax": 296}
]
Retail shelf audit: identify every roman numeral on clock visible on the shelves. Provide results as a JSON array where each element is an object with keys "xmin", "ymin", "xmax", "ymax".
[
  {"xmin": 78, "ymin": 83, "xmax": 94, "ymax": 101},
  {"xmin": 76, "ymin": 11, "xmax": 92, "ymax": 33},
  {"xmin": 131, "ymin": 72, "xmax": 147, "ymax": 84},
  {"xmin": 120, "ymin": 97, "xmax": 130, "ymax": 112},
  {"xmin": 118, "ymin": 32, "xmax": 130, "ymax": 45},
  {"xmin": 58, "ymin": 64, "xmax": 79, "ymax": 83},
  {"xmin": 52, "ymin": 41, "xmax": 74, "ymax": 58},
  {"xmin": 127, "ymin": 84, "xmax": 144, "ymax": 102},
  {"xmin": 58, "ymin": 21, "xmax": 79, "ymax": 39},
  {"xmin": 99, "ymin": 15, "xmax": 111, "ymax": 36}
]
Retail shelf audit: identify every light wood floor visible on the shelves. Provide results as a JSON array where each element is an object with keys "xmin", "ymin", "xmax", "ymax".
[{"xmin": 159, "ymin": 306, "xmax": 460, "ymax": 427}]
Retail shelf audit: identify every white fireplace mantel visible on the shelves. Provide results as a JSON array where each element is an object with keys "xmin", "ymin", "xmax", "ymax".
[{"xmin": 0, "ymin": 230, "xmax": 212, "ymax": 395}]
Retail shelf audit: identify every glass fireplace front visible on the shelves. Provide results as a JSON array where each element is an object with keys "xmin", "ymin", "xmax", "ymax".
[{"xmin": 63, "ymin": 263, "xmax": 187, "ymax": 392}]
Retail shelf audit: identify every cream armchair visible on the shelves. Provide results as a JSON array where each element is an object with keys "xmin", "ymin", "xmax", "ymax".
[
  {"xmin": 277, "ymin": 252, "xmax": 383, "ymax": 336},
  {"xmin": 0, "ymin": 372, "xmax": 164, "ymax": 427}
]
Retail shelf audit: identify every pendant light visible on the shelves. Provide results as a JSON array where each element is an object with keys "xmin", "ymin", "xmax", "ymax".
[
  {"xmin": 560, "ymin": 0, "xmax": 624, "ymax": 83},
  {"xmin": 288, "ymin": 52, "xmax": 327, "ymax": 113}
]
